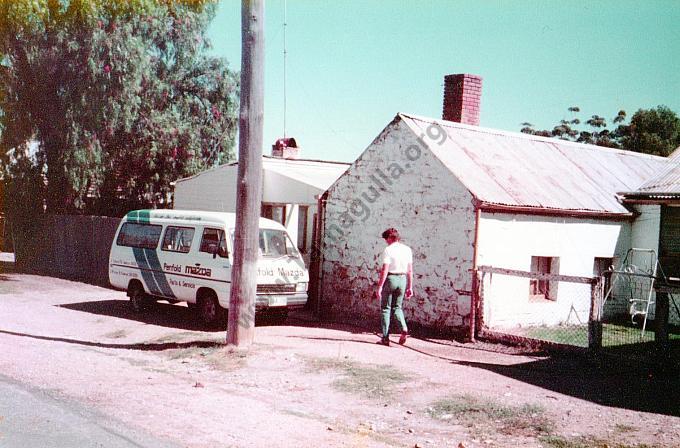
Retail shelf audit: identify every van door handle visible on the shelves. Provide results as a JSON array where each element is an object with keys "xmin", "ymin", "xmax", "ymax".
[{"xmin": 195, "ymin": 263, "xmax": 201, "ymax": 266}]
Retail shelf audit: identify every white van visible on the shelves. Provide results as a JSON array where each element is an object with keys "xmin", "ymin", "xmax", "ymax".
[{"xmin": 108, "ymin": 209, "xmax": 309, "ymax": 325}]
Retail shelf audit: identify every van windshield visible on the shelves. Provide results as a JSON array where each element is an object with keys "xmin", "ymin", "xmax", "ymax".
[
  {"xmin": 259, "ymin": 229, "xmax": 300, "ymax": 258},
  {"xmin": 230, "ymin": 229, "xmax": 300, "ymax": 258}
]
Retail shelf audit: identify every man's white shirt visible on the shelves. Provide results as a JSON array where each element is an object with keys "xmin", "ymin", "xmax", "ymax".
[{"xmin": 381, "ymin": 241, "xmax": 413, "ymax": 274}]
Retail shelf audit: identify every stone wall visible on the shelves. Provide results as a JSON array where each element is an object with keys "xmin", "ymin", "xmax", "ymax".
[{"xmin": 320, "ymin": 117, "xmax": 476, "ymax": 331}]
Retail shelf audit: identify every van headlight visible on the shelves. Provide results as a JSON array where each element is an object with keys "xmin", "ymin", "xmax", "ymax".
[{"xmin": 296, "ymin": 282, "xmax": 308, "ymax": 292}]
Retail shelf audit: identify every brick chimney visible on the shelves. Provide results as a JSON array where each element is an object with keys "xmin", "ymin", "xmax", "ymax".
[
  {"xmin": 442, "ymin": 74, "xmax": 482, "ymax": 126},
  {"xmin": 272, "ymin": 137, "xmax": 299, "ymax": 159}
]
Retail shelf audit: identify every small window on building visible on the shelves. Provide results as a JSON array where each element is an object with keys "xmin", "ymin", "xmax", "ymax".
[
  {"xmin": 529, "ymin": 256, "xmax": 559, "ymax": 301},
  {"xmin": 199, "ymin": 228, "xmax": 228, "ymax": 258},
  {"xmin": 262, "ymin": 204, "xmax": 286, "ymax": 226},
  {"xmin": 116, "ymin": 223, "xmax": 162, "ymax": 249},
  {"xmin": 593, "ymin": 257, "xmax": 614, "ymax": 298},
  {"xmin": 162, "ymin": 226, "xmax": 195, "ymax": 253},
  {"xmin": 297, "ymin": 206, "xmax": 309, "ymax": 253}
]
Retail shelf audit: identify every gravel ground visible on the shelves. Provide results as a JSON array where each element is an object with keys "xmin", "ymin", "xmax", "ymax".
[{"xmin": 0, "ymin": 272, "xmax": 678, "ymax": 448}]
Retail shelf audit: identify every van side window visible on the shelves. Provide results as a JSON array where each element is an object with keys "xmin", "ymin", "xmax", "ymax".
[
  {"xmin": 116, "ymin": 223, "xmax": 162, "ymax": 249},
  {"xmin": 200, "ymin": 228, "xmax": 228, "ymax": 258},
  {"xmin": 162, "ymin": 226, "xmax": 195, "ymax": 253}
]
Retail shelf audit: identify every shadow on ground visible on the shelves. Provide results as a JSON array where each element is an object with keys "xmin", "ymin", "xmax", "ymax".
[
  {"xmin": 59, "ymin": 299, "xmax": 218, "ymax": 332},
  {"xmin": 391, "ymin": 337, "xmax": 680, "ymax": 417},
  {"xmin": 466, "ymin": 350, "xmax": 680, "ymax": 417},
  {"xmin": 0, "ymin": 328, "xmax": 223, "ymax": 352},
  {"xmin": 47, "ymin": 300, "xmax": 680, "ymax": 416},
  {"xmin": 290, "ymin": 319, "xmax": 680, "ymax": 417},
  {"xmin": 58, "ymin": 299, "xmax": 307, "ymax": 332}
]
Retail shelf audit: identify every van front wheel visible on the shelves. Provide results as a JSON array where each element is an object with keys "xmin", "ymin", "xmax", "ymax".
[{"xmin": 198, "ymin": 292, "xmax": 226, "ymax": 327}]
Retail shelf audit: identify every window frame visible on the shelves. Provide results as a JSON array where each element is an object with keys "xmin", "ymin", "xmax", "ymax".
[
  {"xmin": 529, "ymin": 256, "xmax": 560, "ymax": 301},
  {"xmin": 262, "ymin": 203, "xmax": 287, "ymax": 226},
  {"xmin": 297, "ymin": 205, "xmax": 309, "ymax": 253},
  {"xmin": 593, "ymin": 256, "xmax": 615, "ymax": 299}
]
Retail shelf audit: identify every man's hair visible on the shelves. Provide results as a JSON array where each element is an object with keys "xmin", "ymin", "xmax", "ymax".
[{"xmin": 381, "ymin": 228, "xmax": 400, "ymax": 240}]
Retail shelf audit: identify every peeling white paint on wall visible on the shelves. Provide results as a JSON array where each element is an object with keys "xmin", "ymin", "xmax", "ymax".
[{"xmin": 321, "ymin": 118, "xmax": 476, "ymax": 331}]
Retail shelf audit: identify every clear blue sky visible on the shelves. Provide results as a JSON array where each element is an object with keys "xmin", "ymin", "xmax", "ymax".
[{"xmin": 207, "ymin": 0, "xmax": 680, "ymax": 163}]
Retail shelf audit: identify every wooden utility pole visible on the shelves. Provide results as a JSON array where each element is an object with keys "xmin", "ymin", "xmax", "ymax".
[{"xmin": 227, "ymin": 0, "xmax": 265, "ymax": 346}]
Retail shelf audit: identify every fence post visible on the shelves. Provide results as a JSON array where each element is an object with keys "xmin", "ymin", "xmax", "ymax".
[
  {"xmin": 469, "ymin": 270, "xmax": 478, "ymax": 342},
  {"xmin": 588, "ymin": 276, "xmax": 603, "ymax": 350},
  {"xmin": 655, "ymin": 291, "xmax": 670, "ymax": 344}
]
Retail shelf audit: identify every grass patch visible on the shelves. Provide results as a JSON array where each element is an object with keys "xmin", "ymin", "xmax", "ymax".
[
  {"xmin": 306, "ymin": 357, "xmax": 409, "ymax": 399},
  {"xmin": 166, "ymin": 345, "xmax": 248, "ymax": 372},
  {"xmin": 539, "ymin": 435, "xmax": 660, "ymax": 448},
  {"xmin": 102, "ymin": 329, "xmax": 129, "ymax": 339},
  {"xmin": 613, "ymin": 424, "xmax": 637, "ymax": 434},
  {"xmin": 148, "ymin": 332, "xmax": 206, "ymax": 344},
  {"xmin": 0, "ymin": 283, "xmax": 19, "ymax": 294},
  {"xmin": 428, "ymin": 394, "xmax": 553, "ymax": 437},
  {"xmin": 522, "ymin": 322, "xmax": 680, "ymax": 347}
]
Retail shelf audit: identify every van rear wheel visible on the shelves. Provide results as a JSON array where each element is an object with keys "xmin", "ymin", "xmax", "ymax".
[
  {"xmin": 198, "ymin": 292, "xmax": 226, "ymax": 327},
  {"xmin": 128, "ymin": 282, "xmax": 150, "ymax": 313}
]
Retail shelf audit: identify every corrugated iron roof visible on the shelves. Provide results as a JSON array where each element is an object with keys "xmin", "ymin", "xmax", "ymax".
[
  {"xmin": 626, "ymin": 146, "xmax": 680, "ymax": 196},
  {"xmin": 400, "ymin": 113, "xmax": 670, "ymax": 216}
]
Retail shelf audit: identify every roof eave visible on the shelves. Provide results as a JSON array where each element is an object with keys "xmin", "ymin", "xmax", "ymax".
[
  {"xmin": 478, "ymin": 202, "xmax": 634, "ymax": 221},
  {"xmin": 619, "ymin": 192, "xmax": 680, "ymax": 205}
]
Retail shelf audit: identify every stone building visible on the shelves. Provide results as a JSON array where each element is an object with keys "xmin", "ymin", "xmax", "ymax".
[{"xmin": 315, "ymin": 74, "xmax": 669, "ymax": 334}]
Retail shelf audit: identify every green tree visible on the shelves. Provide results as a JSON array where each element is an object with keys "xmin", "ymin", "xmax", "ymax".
[
  {"xmin": 616, "ymin": 106, "xmax": 680, "ymax": 157},
  {"xmin": 0, "ymin": 0, "xmax": 238, "ymax": 217},
  {"xmin": 520, "ymin": 105, "xmax": 680, "ymax": 156}
]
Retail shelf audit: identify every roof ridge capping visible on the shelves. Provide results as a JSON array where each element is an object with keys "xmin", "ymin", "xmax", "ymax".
[{"xmin": 397, "ymin": 112, "xmax": 666, "ymax": 161}]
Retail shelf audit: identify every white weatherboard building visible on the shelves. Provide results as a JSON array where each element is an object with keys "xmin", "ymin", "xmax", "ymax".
[
  {"xmin": 316, "ymin": 74, "xmax": 671, "ymax": 332},
  {"xmin": 621, "ymin": 147, "xmax": 680, "ymax": 325},
  {"xmin": 173, "ymin": 149, "xmax": 349, "ymax": 265}
]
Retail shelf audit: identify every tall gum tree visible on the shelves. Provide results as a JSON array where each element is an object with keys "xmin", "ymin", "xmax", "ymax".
[
  {"xmin": 521, "ymin": 105, "xmax": 680, "ymax": 157},
  {"xmin": 0, "ymin": 0, "xmax": 238, "ymax": 216}
]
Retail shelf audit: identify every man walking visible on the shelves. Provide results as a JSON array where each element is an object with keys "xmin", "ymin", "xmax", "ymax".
[{"xmin": 375, "ymin": 228, "xmax": 413, "ymax": 346}]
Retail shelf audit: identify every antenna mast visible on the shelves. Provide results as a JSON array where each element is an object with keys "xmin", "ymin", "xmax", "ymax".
[{"xmin": 283, "ymin": 0, "xmax": 287, "ymax": 138}]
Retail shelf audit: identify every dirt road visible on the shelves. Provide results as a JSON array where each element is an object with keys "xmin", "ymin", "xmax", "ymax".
[{"xmin": 0, "ymin": 273, "xmax": 677, "ymax": 447}]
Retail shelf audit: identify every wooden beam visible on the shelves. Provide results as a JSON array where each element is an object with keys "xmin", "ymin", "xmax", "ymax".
[{"xmin": 477, "ymin": 265, "xmax": 595, "ymax": 284}]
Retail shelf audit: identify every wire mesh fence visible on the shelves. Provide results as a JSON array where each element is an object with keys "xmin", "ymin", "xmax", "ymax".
[
  {"xmin": 476, "ymin": 265, "xmax": 679, "ymax": 368},
  {"xmin": 477, "ymin": 266, "xmax": 597, "ymax": 349}
]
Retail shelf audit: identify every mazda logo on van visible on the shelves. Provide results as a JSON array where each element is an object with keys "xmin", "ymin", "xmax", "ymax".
[
  {"xmin": 185, "ymin": 266, "xmax": 212, "ymax": 277},
  {"xmin": 278, "ymin": 267, "xmax": 305, "ymax": 281}
]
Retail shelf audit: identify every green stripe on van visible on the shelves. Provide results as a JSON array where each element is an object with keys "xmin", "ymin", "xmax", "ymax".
[
  {"xmin": 144, "ymin": 248, "xmax": 175, "ymax": 298},
  {"xmin": 126, "ymin": 209, "xmax": 151, "ymax": 224},
  {"xmin": 133, "ymin": 247, "xmax": 161, "ymax": 295},
  {"xmin": 127, "ymin": 210, "xmax": 175, "ymax": 299}
]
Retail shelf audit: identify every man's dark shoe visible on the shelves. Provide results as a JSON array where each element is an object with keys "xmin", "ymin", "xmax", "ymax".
[
  {"xmin": 376, "ymin": 337, "xmax": 390, "ymax": 346},
  {"xmin": 398, "ymin": 331, "xmax": 409, "ymax": 345}
]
